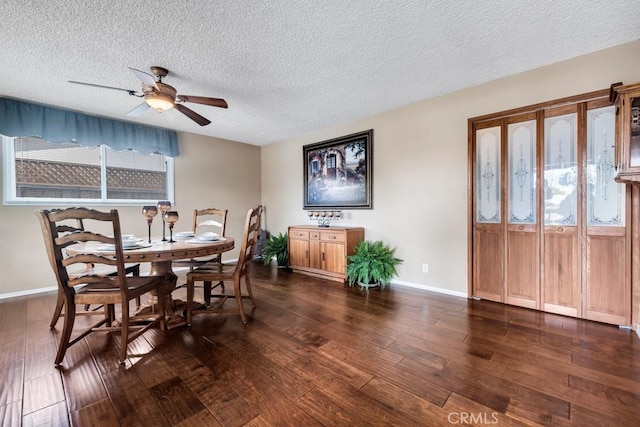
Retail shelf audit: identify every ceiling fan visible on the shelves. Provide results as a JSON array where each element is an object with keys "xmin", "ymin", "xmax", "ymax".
[{"xmin": 69, "ymin": 66, "xmax": 228, "ymax": 126}]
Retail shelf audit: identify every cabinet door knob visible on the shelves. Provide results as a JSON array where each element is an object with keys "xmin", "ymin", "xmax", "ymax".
[
  {"xmin": 518, "ymin": 226, "xmax": 524, "ymax": 231},
  {"xmin": 558, "ymin": 227, "xmax": 564, "ymax": 232}
]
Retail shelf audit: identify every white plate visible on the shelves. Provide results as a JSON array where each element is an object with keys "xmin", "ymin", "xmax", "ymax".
[
  {"xmin": 186, "ymin": 237, "xmax": 226, "ymax": 244},
  {"xmin": 174, "ymin": 231, "xmax": 195, "ymax": 237},
  {"xmin": 196, "ymin": 232, "xmax": 220, "ymax": 241},
  {"xmin": 123, "ymin": 243, "xmax": 152, "ymax": 250},
  {"xmin": 174, "ymin": 231, "xmax": 195, "ymax": 240},
  {"xmin": 121, "ymin": 238, "xmax": 143, "ymax": 248},
  {"xmin": 94, "ymin": 242, "xmax": 152, "ymax": 251},
  {"xmin": 93, "ymin": 243, "xmax": 116, "ymax": 251}
]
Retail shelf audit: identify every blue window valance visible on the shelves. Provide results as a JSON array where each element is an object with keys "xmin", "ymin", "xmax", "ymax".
[{"xmin": 0, "ymin": 98, "xmax": 179, "ymax": 157}]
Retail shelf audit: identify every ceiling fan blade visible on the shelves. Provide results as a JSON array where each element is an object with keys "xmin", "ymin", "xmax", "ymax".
[
  {"xmin": 177, "ymin": 95, "xmax": 228, "ymax": 109},
  {"xmin": 68, "ymin": 80, "xmax": 137, "ymax": 94},
  {"xmin": 128, "ymin": 67, "xmax": 158, "ymax": 90},
  {"xmin": 126, "ymin": 102, "xmax": 151, "ymax": 117},
  {"xmin": 175, "ymin": 104, "xmax": 211, "ymax": 126}
]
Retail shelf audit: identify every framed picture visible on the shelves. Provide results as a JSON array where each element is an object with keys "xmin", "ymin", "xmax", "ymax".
[{"xmin": 303, "ymin": 129, "xmax": 373, "ymax": 209}]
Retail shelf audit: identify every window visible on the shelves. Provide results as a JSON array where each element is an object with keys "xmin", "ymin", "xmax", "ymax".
[{"xmin": 2, "ymin": 135, "xmax": 174, "ymax": 205}]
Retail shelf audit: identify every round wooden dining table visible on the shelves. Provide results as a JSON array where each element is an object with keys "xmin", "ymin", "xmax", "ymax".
[{"xmin": 69, "ymin": 237, "xmax": 235, "ymax": 328}]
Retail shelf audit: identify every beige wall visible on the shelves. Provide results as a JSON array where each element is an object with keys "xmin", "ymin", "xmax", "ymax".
[
  {"xmin": 174, "ymin": 132, "xmax": 262, "ymax": 255},
  {"xmin": 2, "ymin": 41, "xmax": 639, "ymax": 299},
  {"xmin": 0, "ymin": 131, "xmax": 261, "ymax": 297},
  {"xmin": 261, "ymin": 40, "xmax": 640, "ymax": 296}
]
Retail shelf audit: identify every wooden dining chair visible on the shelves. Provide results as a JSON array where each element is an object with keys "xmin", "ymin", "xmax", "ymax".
[
  {"xmin": 49, "ymin": 218, "xmax": 142, "ymax": 328},
  {"xmin": 186, "ymin": 205, "xmax": 262, "ymax": 324},
  {"xmin": 37, "ymin": 207, "xmax": 166, "ymax": 365},
  {"xmin": 173, "ymin": 207, "xmax": 228, "ymax": 303}
]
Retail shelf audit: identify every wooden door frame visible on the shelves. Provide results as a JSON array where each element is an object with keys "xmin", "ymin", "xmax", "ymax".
[{"xmin": 467, "ymin": 88, "xmax": 637, "ymax": 325}]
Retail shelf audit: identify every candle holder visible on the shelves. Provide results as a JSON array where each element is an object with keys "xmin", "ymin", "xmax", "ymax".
[
  {"xmin": 307, "ymin": 210, "xmax": 342, "ymax": 227},
  {"xmin": 141, "ymin": 205, "xmax": 158, "ymax": 243},
  {"xmin": 164, "ymin": 211, "xmax": 179, "ymax": 243},
  {"xmin": 157, "ymin": 200, "xmax": 172, "ymax": 241}
]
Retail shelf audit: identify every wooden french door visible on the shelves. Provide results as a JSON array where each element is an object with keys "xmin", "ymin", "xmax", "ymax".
[
  {"xmin": 541, "ymin": 104, "xmax": 581, "ymax": 317},
  {"xmin": 473, "ymin": 119, "xmax": 504, "ymax": 302},
  {"xmin": 505, "ymin": 113, "xmax": 540, "ymax": 309},
  {"xmin": 582, "ymin": 100, "xmax": 630, "ymax": 325},
  {"xmin": 471, "ymin": 96, "xmax": 631, "ymax": 325},
  {"xmin": 473, "ymin": 113, "xmax": 540, "ymax": 308}
]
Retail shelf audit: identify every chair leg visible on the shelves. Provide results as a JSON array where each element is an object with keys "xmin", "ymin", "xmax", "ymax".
[
  {"xmin": 54, "ymin": 297, "xmax": 76, "ymax": 365},
  {"xmin": 157, "ymin": 289, "xmax": 166, "ymax": 330},
  {"xmin": 105, "ymin": 303, "xmax": 116, "ymax": 326},
  {"xmin": 118, "ymin": 302, "xmax": 130, "ymax": 364},
  {"xmin": 244, "ymin": 274, "xmax": 256, "ymax": 307},
  {"xmin": 214, "ymin": 256, "xmax": 224, "ymax": 292},
  {"xmin": 234, "ymin": 278, "xmax": 247, "ymax": 324},
  {"xmin": 132, "ymin": 264, "xmax": 141, "ymax": 307},
  {"xmin": 203, "ymin": 281, "xmax": 212, "ymax": 306},
  {"xmin": 50, "ymin": 293, "xmax": 64, "ymax": 328},
  {"xmin": 186, "ymin": 276, "xmax": 194, "ymax": 326}
]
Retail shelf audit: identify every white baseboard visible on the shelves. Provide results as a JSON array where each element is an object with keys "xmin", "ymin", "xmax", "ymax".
[
  {"xmin": 2, "ymin": 278, "xmax": 467, "ymax": 301},
  {"xmin": 391, "ymin": 279, "xmax": 468, "ymax": 298},
  {"xmin": 0, "ymin": 286, "xmax": 56, "ymax": 300}
]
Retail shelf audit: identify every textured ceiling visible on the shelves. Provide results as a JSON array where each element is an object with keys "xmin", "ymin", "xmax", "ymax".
[{"xmin": 1, "ymin": 1, "xmax": 639, "ymax": 146}]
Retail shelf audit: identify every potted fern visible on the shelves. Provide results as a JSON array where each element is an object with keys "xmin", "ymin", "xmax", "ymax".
[
  {"xmin": 262, "ymin": 232, "xmax": 289, "ymax": 267},
  {"xmin": 346, "ymin": 240, "xmax": 403, "ymax": 290}
]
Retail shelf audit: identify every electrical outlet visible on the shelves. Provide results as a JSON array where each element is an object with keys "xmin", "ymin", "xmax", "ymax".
[{"xmin": 422, "ymin": 263, "xmax": 429, "ymax": 273}]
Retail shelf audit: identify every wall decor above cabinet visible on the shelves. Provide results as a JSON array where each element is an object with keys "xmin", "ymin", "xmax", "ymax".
[{"xmin": 303, "ymin": 130, "xmax": 373, "ymax": 209}]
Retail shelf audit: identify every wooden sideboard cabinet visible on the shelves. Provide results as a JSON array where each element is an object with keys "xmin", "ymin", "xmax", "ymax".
[
  {"xmin": 614, "ymin": 82, "xmax": 640, "ymax": 184},
  {"xmin": 288, "ymin": 226, "xmax": 364, "ymax": 282}
]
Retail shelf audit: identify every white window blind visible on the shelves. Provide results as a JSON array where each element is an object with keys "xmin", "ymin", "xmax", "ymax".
[{"xmin": 3, "ymin": 135, "xmax": 174, "ymax": 205}]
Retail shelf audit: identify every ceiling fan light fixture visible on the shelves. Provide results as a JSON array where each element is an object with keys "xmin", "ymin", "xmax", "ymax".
[
  {"xmin": 145, "ymin": 92, "xmax": 175, "ymax": 112},
  {"xmin": 70, "ymin": 66, "xmax": 226, "ymax": 125}
]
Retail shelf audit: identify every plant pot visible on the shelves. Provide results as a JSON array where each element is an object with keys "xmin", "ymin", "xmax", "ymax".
[{"xmin": 358, "ymin": 281, "xmax": 379, "ymax": 290}]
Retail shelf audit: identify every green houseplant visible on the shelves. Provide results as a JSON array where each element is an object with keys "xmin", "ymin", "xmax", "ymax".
[
  {"xmin": 346, "ymin": 240, "xmax": 403, "ymax": 290},
  {"xmin": 262, "ymin": 232, "xmax": 289, "ymax": 267}
]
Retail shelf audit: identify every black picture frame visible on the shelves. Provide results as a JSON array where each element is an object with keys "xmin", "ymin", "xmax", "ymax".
[{"xmin": 303, "ymin": 129, "xmax": 373, "ymax": 209}]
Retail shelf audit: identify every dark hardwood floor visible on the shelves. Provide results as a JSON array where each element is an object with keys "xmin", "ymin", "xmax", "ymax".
[{"xmin": 1, "ymin": 263, "xmax": 639, "ymax": 426}]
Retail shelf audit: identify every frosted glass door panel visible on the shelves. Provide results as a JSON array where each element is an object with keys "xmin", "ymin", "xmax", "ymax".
[
  {"xmin": 508, "ymin": 120, "xmax": 536, "ymax": 224},
  {"xmin": 587, "ymin": 106, "xmax": 624, "ymax": 226},
  {"xmin": 544, "ymin": 113, "xmax": 577, "ymax": 225},
  {"xmin": 476, "ymin": 126, "xmax": 501, "ymax": 223}
]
